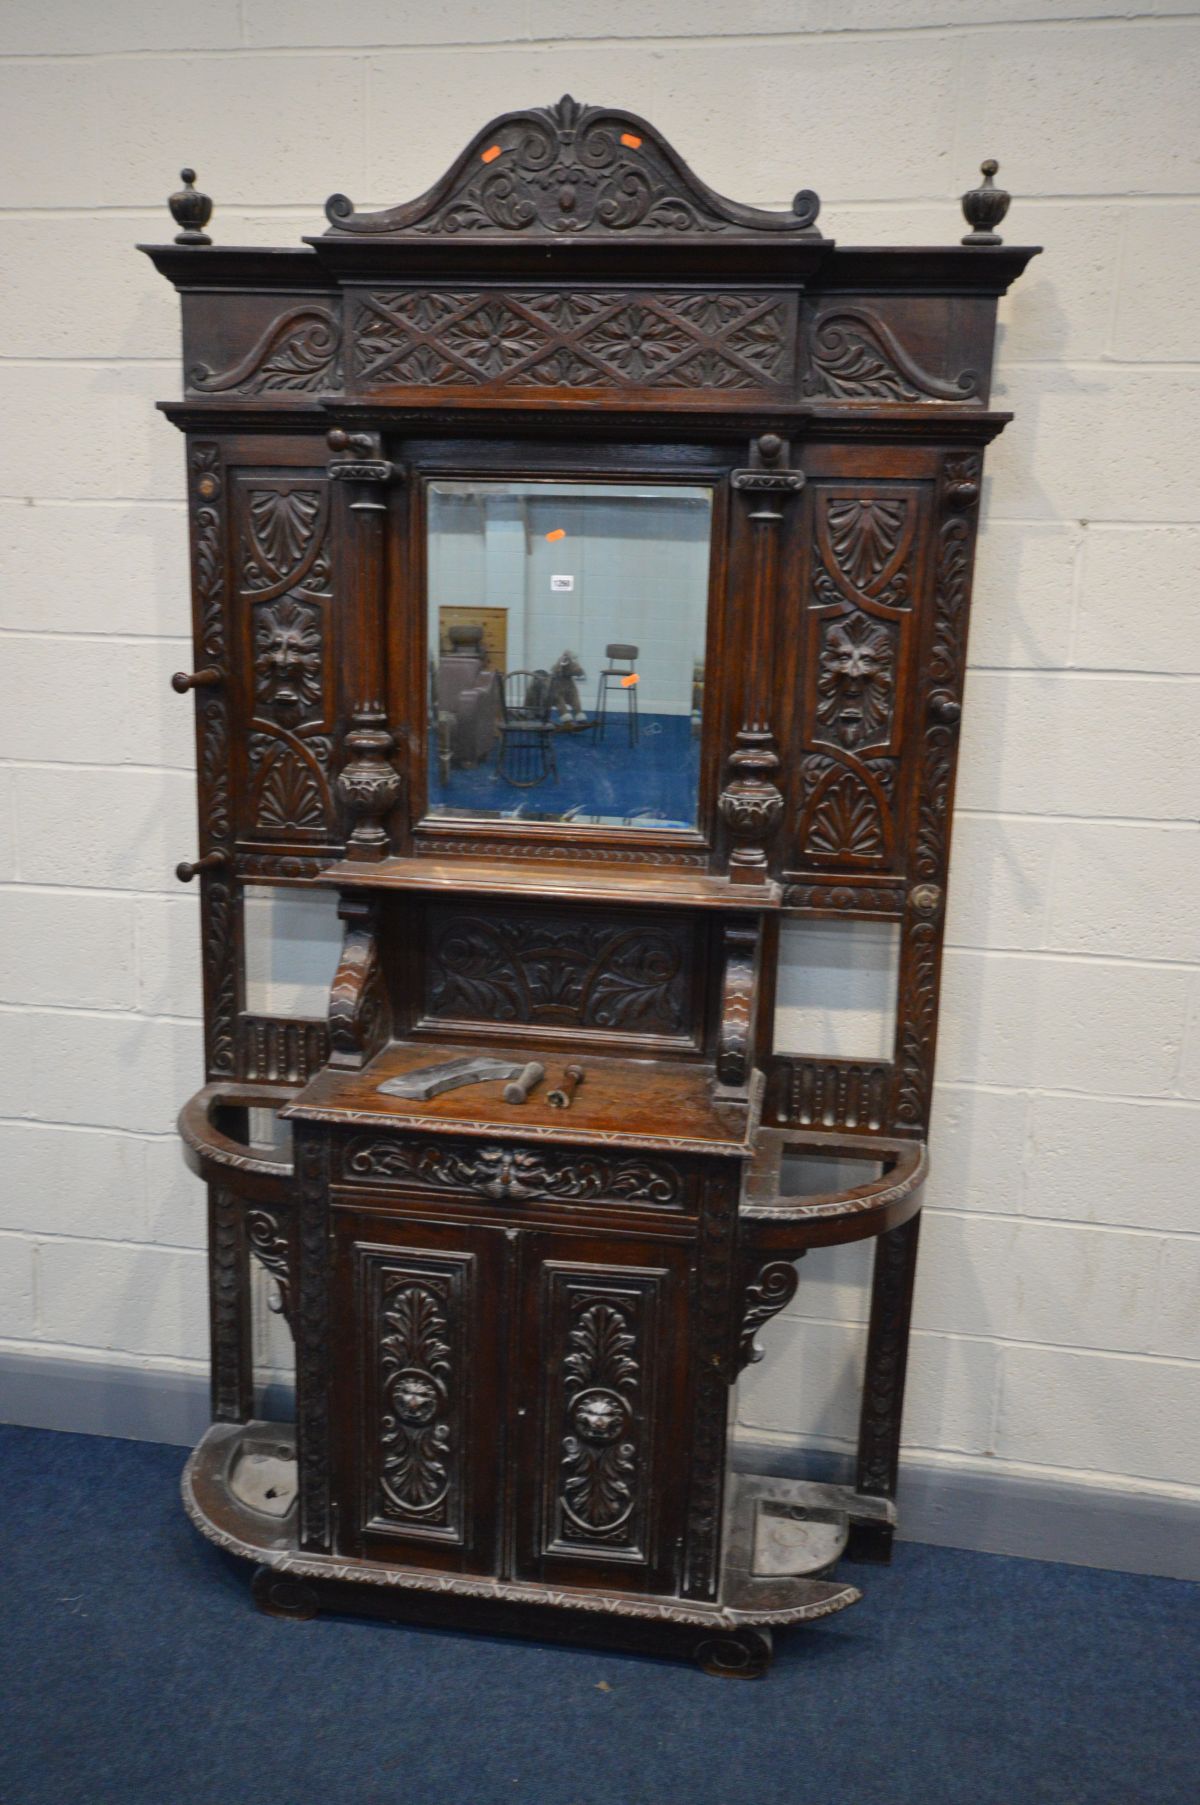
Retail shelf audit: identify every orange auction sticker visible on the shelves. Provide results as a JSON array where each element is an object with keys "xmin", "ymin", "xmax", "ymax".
[
  {"xmin": 545, "ymin": 528, "xmax": 566, "ymax": 542},
  {"xmin": 621, "ymin": 673, "xmax": 639, "ymax": 687}
]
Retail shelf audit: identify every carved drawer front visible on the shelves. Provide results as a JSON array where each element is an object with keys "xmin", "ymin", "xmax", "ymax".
[
  {"xmin": 512, "ymin": 1232, "xmax": 692, "ymax": 1595},
  {"xmin": 333, "ymin": 1214, "xmax": 505, "ymax": 1572},
  {"xmin": 338, "ymin": 1132, "xmax": 696, "ymax": 1216}
]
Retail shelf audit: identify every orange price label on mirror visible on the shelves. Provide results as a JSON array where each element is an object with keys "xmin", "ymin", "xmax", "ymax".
[
  {"xmin": 621, "ymin": 673, "xmax": 639, "ymax": 688},
  {"xmin": 545, "ymin": 528, "xmax": 566, "ymax": 542}
]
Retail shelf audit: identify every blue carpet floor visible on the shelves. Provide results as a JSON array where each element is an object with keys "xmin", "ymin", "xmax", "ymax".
[
  {"xmin": 1, "ymin": 1424, "xmax": 1197, "ymax": 1805},
  {"xmin": 431, "ymin": 711, "xmax": 700, "ymax": 827}
]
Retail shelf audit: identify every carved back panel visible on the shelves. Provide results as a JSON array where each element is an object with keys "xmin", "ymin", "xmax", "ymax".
[{"xmin": 411, "ymin": 898, "xmax": 709, "ymax": 1054}]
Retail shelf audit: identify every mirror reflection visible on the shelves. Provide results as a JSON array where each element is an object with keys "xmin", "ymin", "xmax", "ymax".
[{"xmin": 426, "ymin": 480, "xmax": 712, "ymax": 830}]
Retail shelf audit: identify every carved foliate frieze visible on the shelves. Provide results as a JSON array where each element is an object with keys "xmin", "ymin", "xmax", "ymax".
[
  {"xmin": 327, "ymin": 95, "xmax": 821, "ymax": 239},
  {"xmin": 234, "ymin": 476, "xmax": 336, "ymax": 841},
  {"xmin": 189, "ymin": 305, "xmax": 342, "ymax": 396},
  {"xmin": 343, "ymin": 1137, "xmax": 686, "ymax": 1209},
  {"xmin": 352, "ymin": 288, "xmax": 793, "ymax": 393},
  {"xmin": 803, "ymin": 308, "xmax": 979, "ymax": 403},
  {"xmin": 783, "ymin": 880, "xmax": 906, "ymax": 918},
  {"xmin": 415, "ymin": 839, "xmax": 709, "ymax": 870},
  {"xmin": 796, "ymin": 487, "xmax": 923, "ymax": 871},
  {"xmin": 425, "ymin": 906, "xmax": 692, "ymax": 1040},
  {"xmin": 544, "ymin": 1279, "xmax": 659, "ymax": 1558}
]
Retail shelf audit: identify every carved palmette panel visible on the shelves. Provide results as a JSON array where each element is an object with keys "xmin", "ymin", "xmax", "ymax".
[
  {"xmin": 421, "ymin": 900, "xmax": 701, "ymax": 1048},
  {"xmin": 357, "ymin": 1245, "xmax": 473, "ymax": 1543},
  {"xmin": 539, "ymin": 1266, "xmax": 665, "ymax": 1566},
  {"xmin": 230, "ymin": 469, "xmax": 338, "ymax": 844},
  {"xmin": 791, "ymin": 482, "xmax": 929, "ymax": 876}
]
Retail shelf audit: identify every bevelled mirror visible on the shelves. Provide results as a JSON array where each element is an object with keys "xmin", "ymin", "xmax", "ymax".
[{"xmin": 426, "ymin": 478, "xmax": 712, "ymax": 830}]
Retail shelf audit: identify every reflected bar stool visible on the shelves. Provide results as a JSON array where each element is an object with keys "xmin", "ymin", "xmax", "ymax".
[{"xmin": 594, "ymin": 642, "xmax": 639, "ymax": 745}]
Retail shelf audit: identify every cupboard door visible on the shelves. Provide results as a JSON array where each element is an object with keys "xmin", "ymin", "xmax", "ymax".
[
  {"xmin": 333, "ymin": 1211, "xmax": 505, "ymax": 1573},
  {"xmin": 512, "ymin": 1230, "xmax": 693, "ymax": 1595}
]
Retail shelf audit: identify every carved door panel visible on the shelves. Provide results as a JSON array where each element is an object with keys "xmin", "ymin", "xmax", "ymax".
[
  {"xmin": 778, "ymin": 453, "xmax": 937, "ymax": 887},
  {"xmin": 333, "ymin": 1211, "xmax": 506, "ymax": 1573},
  {"xmin": 512, "ymin": 1230, "xmax": 693, "ymax": 1595}
]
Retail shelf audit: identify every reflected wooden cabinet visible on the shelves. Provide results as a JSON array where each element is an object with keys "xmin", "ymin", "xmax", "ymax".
[{"xmin": 154, "ymin": 104, "xmax": 1036, "ymax": 1675}]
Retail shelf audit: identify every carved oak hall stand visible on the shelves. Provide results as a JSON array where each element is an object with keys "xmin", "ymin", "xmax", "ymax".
[{"xmin": 147, "ymin": 105, "xmax": 1036, "ymax": 1677}]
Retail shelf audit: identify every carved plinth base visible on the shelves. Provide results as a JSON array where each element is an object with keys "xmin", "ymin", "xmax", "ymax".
[{"xmin": 184, "ymin": 1421, "xmax": 862, "ymax": 1677}]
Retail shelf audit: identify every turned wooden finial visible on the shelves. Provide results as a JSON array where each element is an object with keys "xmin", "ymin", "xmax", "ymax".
[
  {"xmin": 337, "ymin": 704, "xmax": 402, "ymax": 860},
  {"xmin": 169, "ymin": 167, "xmax": 213, "ymax": 246},
  {"xmin": 961, "ymin": 159, "xmax": 1010, "ymax": 246}
]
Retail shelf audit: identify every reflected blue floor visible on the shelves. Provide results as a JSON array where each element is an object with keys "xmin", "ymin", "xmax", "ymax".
[
  {"xmin": 431, "ymin": 710, "xmax": 700, "ymax": 828},
  {"xmin": 2, "ymin": 1423, "xmax": 1198, "ymax": 1805}
]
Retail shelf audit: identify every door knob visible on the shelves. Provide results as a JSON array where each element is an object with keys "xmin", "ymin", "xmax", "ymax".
[{"xmin": 171, "ymin": 667, "xmax": 223, "ymax": 693}]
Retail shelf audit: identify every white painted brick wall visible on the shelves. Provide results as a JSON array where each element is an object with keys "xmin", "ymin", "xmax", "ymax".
[{"xmin": 0, "ymin": 2, "xmax": 1197, "ymax": 1522}]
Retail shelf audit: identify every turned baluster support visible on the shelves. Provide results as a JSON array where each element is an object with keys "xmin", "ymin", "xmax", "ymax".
[{"xmin": 337, "ymin": 704, "xmax": 402, "ymax": 861}]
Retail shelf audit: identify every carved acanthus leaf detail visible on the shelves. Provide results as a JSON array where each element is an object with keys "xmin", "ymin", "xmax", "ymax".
[
  {"xmin": 378, "ymin": 1274, "xmax": 454, "ymax": 1521},
  {"xmin": 559, "ymin": 1299, "xmax": 641, "ymax": 1542},
  {"xmin": 427, "ymin": 909, "xmax": 689, "ymax": 1037},
  {"xmin": 190, "ymin": 306, "xmax": 341, "ymax": 396},
  {"xmin": 805, "ymin": 309, "xmax": 978, "ymax": 402}
]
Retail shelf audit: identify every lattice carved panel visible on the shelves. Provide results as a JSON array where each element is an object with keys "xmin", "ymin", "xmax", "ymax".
[{"xmin": 352, "ymin": 289, "xmax": 794, "ymax": 393}]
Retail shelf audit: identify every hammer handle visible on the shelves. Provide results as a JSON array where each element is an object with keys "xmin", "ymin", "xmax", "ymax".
[{"xmin": 503, "ymin": 1062, "xmax": 545, "ymax": 1105}]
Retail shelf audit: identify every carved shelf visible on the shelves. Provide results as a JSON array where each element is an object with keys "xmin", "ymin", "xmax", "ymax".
[
  {"xmin": 280, "ymin": 1038, "xmax": 761, "ymax": 1161},
  {"xmin": 324, "ymin": 854, "xmax": 783, "ymax": 912}
]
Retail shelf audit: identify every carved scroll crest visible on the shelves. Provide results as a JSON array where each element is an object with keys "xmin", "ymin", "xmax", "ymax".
[{"xmin": 326, "ymin": 96, "xmax": 822, "ymax": 239}]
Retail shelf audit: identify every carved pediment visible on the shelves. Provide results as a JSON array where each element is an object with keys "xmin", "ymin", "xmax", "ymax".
[{"xmin": 325, "ymin": 96, "xmax": 822, "ymax": 239}]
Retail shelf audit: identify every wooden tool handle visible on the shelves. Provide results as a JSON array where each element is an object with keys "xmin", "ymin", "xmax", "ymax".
[
  {"xmin": 503, "ymin": 1061, "xmax": 545, "ymax": 1104},
  {"xmin": 547, "ymin": 1065, "xmax": 585, "ymax": 1110}
]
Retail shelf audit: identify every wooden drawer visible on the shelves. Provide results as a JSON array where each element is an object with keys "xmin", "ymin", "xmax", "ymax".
[{"xmin": 335, "ymin": 1128, "xmax": 699, "ymax": 1216}]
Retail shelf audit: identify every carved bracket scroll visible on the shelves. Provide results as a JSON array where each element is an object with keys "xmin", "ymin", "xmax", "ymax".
[
  {"xmin": 328, "ymin": 896, "xmax": 391, "ymax": 1069},
  {"xmin": 716, "ymin": 918, "xmax": 762, "ymax": 1093},
  {"xmin": 737, "ymin": 1258, "xmax": 801, "ymax": 1371}
]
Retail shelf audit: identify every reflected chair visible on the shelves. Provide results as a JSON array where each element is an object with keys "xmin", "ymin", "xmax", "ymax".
[
  {"xmin": 435, "ymin": 652, "xmax": 502, "ymax": 768},
  {"xmin": 594, "ymin": 642, "xmax": 639, "ymax": 746},
  {"xmin": 498, "ymin": 668, "xmax": 557, "ymax": 788}
]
